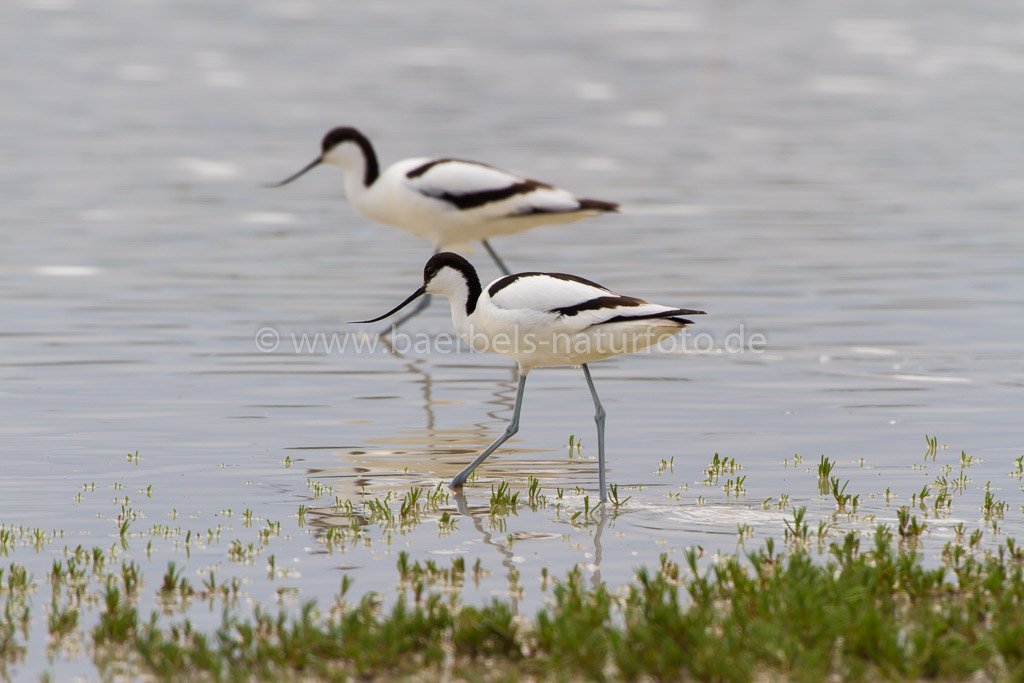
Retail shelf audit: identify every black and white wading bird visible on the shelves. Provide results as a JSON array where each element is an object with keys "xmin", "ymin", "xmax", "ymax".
[
  {"xmin": 271, "ymin": 127, "xmax": 619, "ymax": 328},
  {"xmin": 353, "ymin": 252, "xmax": 705, "ymax": 503}
]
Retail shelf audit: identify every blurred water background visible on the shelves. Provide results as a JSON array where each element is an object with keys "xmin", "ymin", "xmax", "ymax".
[{"xmin": 1, "ymin": 0, "xmax": 1023, "ymax": 677}]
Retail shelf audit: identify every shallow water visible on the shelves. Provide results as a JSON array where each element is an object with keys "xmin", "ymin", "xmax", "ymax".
[{"xmin": 2, "ymin": 0, "xmax": 1023, "ymax": 677}]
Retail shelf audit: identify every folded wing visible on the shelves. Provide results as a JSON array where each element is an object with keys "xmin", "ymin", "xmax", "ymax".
[
  {"xmin": 406, "ymin": 159, "xmax": 604, "ymax": 216},
  {"xmin": 487, "ymin": 272, "xmax": 703, "ymax": 330}
]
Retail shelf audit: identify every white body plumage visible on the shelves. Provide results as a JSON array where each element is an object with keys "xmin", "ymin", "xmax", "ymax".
[
  {"xmin": 355, "ymin": 253, "xmax": 706, "ymax": 501},
  {"xmin": 273, "ymin": 127, "xmax": 618, "ymax": 254},
  {"xmin": 435, "ymin": 266, "xmax": 697, "ymax": 372}
]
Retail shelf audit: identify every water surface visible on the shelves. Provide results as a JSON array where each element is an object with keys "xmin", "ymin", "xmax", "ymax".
[{"xmin": 1, "ymin": 0, "xmax": 1023, "ymax": 677}]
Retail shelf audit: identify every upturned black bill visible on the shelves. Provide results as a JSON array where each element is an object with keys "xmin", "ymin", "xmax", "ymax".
[
  {"xmin": 350, "ymin": 286, "xmax": 426, "ymax": 324},
  {"xmin": 266, "ymin": 157, "xmax": 323, "ymax": 188}
]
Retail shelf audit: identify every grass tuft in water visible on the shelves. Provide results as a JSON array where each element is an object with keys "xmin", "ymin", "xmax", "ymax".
[
  {"xmin": 608, "ymin": 483, "xmax": 630, "ymax": 507},
  {"xmin": 57, "ymin": 528, "xmax": 1024, "ymax": 681}
]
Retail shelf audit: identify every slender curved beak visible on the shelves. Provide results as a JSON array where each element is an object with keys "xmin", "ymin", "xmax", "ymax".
[
  {"xmin": 265, "ymin": 156, "xmax": 323, "ymax": 188},
  {"xmin": 350, "ymin": 286, "xmax": 426, "ymax": 324}
]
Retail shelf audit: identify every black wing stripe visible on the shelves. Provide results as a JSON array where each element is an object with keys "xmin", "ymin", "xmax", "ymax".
[
  {"xmin": 487, "ymin": 272, "xmax": 611, "ymax": 298},
  {"xmin": 551, "ymin": 295, "xmax": 646, "ymax": 317},
  {"xmin": 426, "ymin": 180, "xmax": 552, "ymax": 210},
  {"xmin": 406, "ymin": 158, "xmax": 496, "ymax": 179}
]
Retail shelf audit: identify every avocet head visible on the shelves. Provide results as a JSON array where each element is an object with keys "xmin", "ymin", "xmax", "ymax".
[
  {"xmin": 422, "ymin": 253, "xmax": 477, "ymax": 297},
  {"xmin": 319, "ymin": 126, "xmax": 377, "ymax": 170},
  {"xmin": 268, "ymin": 126, "xmax": 376, "ymax": 188},
  {"xmin": 351, "ymin": 253, "xmax": 480, "ymax": 324}
]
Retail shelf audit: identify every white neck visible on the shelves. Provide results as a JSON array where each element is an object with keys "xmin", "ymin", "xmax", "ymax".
[
  {"xmin": 323, "ymin": 141, "xmax": 379, "ymax": 198},
  {"xmin": 427, "ymin": 268, "xmax": 477, "ymax": 340}
]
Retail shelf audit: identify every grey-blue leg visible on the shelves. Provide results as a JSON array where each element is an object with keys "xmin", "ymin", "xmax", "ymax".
[
  {"xmin": 481, "ymin": 239, "xmax": 512, "ymax": 276},
  {"xmin": 450, "ymin": 373, "xmax": 527, "ymax": 489},
  {"xmin": 582, "ymin": 364, "xmax": 607, "ymax": 503}
]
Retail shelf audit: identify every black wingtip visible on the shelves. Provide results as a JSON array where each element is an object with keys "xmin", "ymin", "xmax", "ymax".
[
  {"xmin": 670, "ymin": 309, "xmax": 706, "ymax": 326},
  {"xmin": 579, "ymin": 198, "xmax": 619, "ymax": 213},
  {"xmin": 599, "ymin": 308, "xmax": 706, "ymax": 326}
]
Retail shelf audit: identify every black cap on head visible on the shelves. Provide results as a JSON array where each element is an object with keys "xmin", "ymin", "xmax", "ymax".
[
  {"xmin": 423, "ymin": 252, "xmax": 481, "ymax": 315},
  {"xmin": 424, "ymin": 252, "xmax": 474, "ymax": 284},
  {"xmin": 321, "ymin": 126, "xmax": 368, "ymax": 153},
  {"xmin": 317, "ymin": 127, "xmax": 379, "ymax": 186}
]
